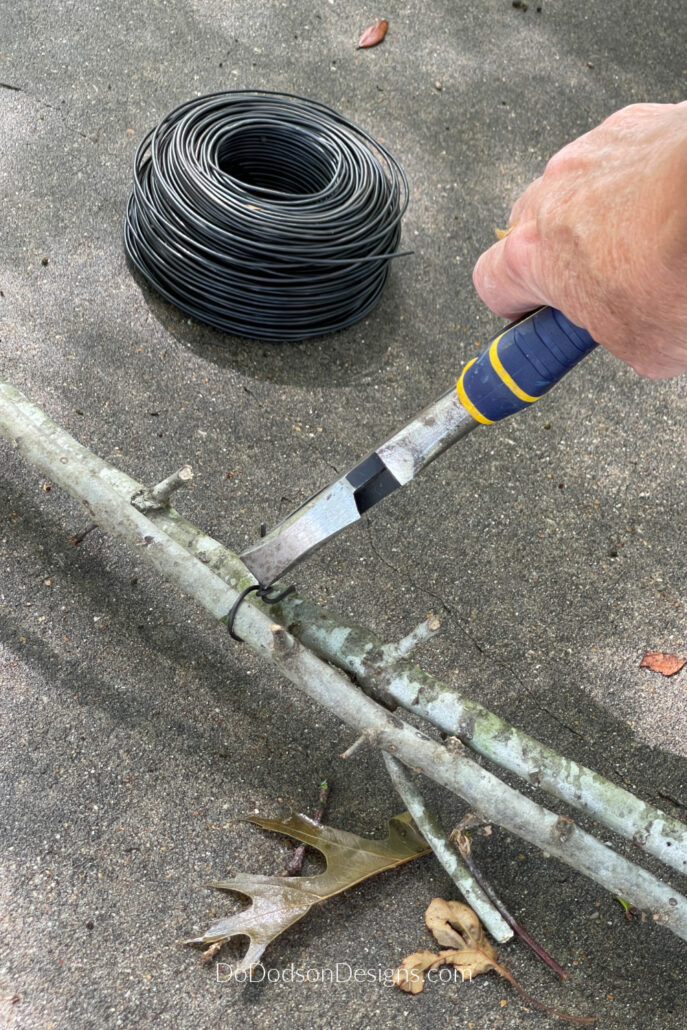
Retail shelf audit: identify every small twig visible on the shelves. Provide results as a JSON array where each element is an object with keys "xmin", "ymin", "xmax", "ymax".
[
  {"xmin": 131, "ymin": 465, "xmax": 193, "ymax": 513},
  {"xmin": 150, "ymin": 465, "xmax": 193, "ymax": 505},
  {"xmin": 383, "ymin": 753, "xmax": 512, "ymax": 943},
  {"xmin": 282, "ymin": 780, "xmax": 332, "ymax": 877},
  {"xmin": 381, "ymin": 614, "xmax": 441, "ymax": 664},
  {"xmin": 201, "ymin": 939, "xmax": 223, "ymax": 964},
  {"xmin": 270, "ymin": 623, "xmax": 295, "ymax": 657},
  {"xmin": 340, "ymin": 728, "xmax": 379, "ymax": 760},
  {"xmin": 69, "ymin": 521, "xmax": 98, "ymax": 546},
  {"xmin": 450, "ymin": 828, "xmax": 568, "ymax": 980}
]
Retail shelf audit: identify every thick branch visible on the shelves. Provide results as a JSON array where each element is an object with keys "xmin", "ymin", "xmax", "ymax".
[{"xmin": 2, "ymin": 379, "xmax": 687, "ymax": 944}]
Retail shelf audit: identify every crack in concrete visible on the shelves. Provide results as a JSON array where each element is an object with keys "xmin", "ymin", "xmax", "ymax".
[
  {"xmin": 533, "ymin": 704, "xmax": 587, "ymax": 741},
  {"xmin": 364, "ymin": 517, "xmax": 533, "ymax": 692},
  {"xmin": 406, "ymin": 570, "xmax": 453, "ymax": 614},
  {"xmin": 365, "ymin": 518, "xmax": 401, "ymax": 575},
  {"xmin": 658, "ymin": 790, "xmax": 687, "ymax": 813},
  {"xmin": 310, "ymin": 444, "xmax": 339, "ymax": 477},
  {"xmin": 0, "ymin": 81, "xmax": 98, "ymax": 144}
]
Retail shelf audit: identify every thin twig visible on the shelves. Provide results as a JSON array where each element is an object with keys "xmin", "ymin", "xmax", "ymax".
[
  {"xmin": 131, "ymin": 465, "xmax": 193, "ymax": 513},
  {"xmin": 150, "ymin": 465, "xmax": 193, "ymax": 505},
  {"xmin": 380, "ymin": 615, "xmax": 441, "ymax": 664},
  {"xmin": 383, "ymin": 753, "xmax": 512, "ymax": 943},
  {"xmin": 69, "ymin": 522, "xmax": 98, "ymax": 546},
  {"xmin": 450, "ymin": 828, "xmax": 568, "ymax": 979},
  {"xmin": 340, "ymin": 729, "xmax": 378, "ymax": 759},
  {"xmin": 283, "ymin": 780, "xmax": 332, "ymax": 877}
]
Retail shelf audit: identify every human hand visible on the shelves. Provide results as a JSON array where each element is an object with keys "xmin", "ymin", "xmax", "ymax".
[{"xmin": 472, "ymin": 102, "xmax": 687, "ymax": 378}]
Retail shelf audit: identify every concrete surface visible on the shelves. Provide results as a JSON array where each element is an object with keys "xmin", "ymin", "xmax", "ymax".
[{"xmin": 1, "ymin": 1, "xmax": 685, "ymax": 1027}]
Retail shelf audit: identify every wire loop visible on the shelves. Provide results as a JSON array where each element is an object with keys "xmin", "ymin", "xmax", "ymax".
[{"xmin": 226, "ymin": 582, "xmax": 296, "ymax": 642}]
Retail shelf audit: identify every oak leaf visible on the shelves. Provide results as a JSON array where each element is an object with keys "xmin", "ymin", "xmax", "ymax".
[
  {"xmin": 639, "ymin": 651, "xmax": 686, "ymax": 677},
  {"xmin": 358, "ymin": 19, "xmax": 389, "ymax": 48},
  {"xmin": 184, "ymin": 811, "xmax": 429, "ymax": 973}
]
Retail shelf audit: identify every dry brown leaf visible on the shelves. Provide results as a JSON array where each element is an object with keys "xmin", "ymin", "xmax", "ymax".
[
  {"xmin": 394, "ymin": 898, "xmax": 597, "ymax": 1023},
  {"xmin": 425, "ymin": 897, "xmax": 498, "ymax": 962},
  {"xmin": 395, "ymin": 898, "xmax": 499, "ymax": 994},
  {"xmin": 639, "ymin": 651, "xmax": 686, "ymax": 677},
  {"xmin": 358, "ymin": 19, "xmax": 389, "ymax": 48},
  {"xmin": 184, "ymin": 811, "xmax": 429, "ymax": 973},
  {"xmin": 393, "ymin": 949, "xmax": 443, "ymax": 994},
  {"xmin": 394, "ymin": 947, "xmax": 498, "ymax": 994}
]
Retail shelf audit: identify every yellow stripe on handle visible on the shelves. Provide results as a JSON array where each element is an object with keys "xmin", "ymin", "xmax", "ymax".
[
  {"xmin": 456, "ymin": 358, "xmax": 495, "ymax": 425},
  {"xmin": 488, "ymin": 332, "xmax": 541, "ymax": 404}
]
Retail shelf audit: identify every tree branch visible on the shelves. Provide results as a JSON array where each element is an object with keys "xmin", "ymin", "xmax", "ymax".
[
  {"xmin": 8, "ymin": 377, "xmax": 682, "ymax": 884},
  {"xmin": 2, "ymin": 378, "xmax": 687, "ymax": 944}
]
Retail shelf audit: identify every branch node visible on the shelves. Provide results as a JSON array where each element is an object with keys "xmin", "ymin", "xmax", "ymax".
[
  {"xmin": 270, "ymin": 623, "xmax": 295, "ymax": 657},
  {"xmin": 340, "ymin": 729, "xmax": 379, "ymax": 760},
  {"xmin": 381, "ymin": 614, "xmax": 442, "ymax": 664},
  {"xmin": 131, "ymin": 465, "xmax": 193, "ymax": 513}
]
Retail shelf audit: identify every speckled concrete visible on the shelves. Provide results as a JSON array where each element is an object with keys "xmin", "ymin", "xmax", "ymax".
[{"xmin": 1, "ymin": 2, "xmax": 685, "ymax": 1028}]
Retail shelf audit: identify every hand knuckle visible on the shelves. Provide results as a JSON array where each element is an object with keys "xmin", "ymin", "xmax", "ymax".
[{"xmin": 501, "ymin": 228, "xmax": 532, "ymax": 278}]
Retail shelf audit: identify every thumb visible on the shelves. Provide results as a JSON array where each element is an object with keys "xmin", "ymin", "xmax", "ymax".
[{"xmin": 472, "ymin": 223, "xmax": 547, "ymax": 320}]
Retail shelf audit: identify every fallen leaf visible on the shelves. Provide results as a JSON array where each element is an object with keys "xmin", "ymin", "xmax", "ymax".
[
  {"xmin": 358, "ymin": 19, "xmax": 388, "ymax": 48},
  {"xmin": 394, "ymin": 898, "xmax": 597, "ymax": 1024},
  {"xmin": 392, "ymin": 949, "xmax": 443, "ymax": 994},
  {"xmin": 426, "ymin": 897, "xmax": 498, "ymax": 963},
  {"xmin": 639, "ymin": 651, "xmax": 686, "ymax": 677},
  {"xmin": 185, "ymin": 811, "xmax": 429, "ymax": 973},
  {"xmin": 395, "ymin": 898, "xmax": 499, "ymax": 993}
]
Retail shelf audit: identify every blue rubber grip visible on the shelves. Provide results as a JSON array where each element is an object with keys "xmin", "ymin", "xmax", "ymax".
[{"xmin": 457, "ymin": 307, "xmax": 597, "ymax": 423}]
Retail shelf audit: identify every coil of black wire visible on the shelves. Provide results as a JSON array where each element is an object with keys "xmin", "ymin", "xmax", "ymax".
[{"xmin": 123, "ymin": 89, "xmax": 409, "ymax": 342}]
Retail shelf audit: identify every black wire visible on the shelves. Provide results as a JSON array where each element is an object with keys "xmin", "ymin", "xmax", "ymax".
[
  {"xmin": 123, "ymin": 90, "xmax": 409, "ymax": 342},
  {"xmin": 226, "ymin": 582, "xmax": 296, "ymax": 642}
]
